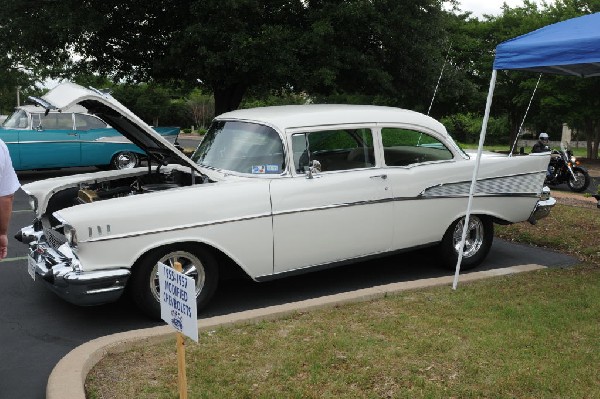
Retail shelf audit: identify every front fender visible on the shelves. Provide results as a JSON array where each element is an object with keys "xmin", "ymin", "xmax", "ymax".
[{"xmin": 57, "ymin": 180, "xmax": 276, "ymax": 279}]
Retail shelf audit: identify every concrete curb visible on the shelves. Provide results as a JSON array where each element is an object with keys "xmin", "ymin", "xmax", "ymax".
[{"xmin": 46, "ymin": 264, "xmax": 545, "ymax": 399}]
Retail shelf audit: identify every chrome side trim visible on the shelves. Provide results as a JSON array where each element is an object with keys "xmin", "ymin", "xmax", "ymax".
[
  {"xmin": 83, "ymin": 213, "xmax": 274, "ymax": 243},
  {"xmin": 420, "ymin": 171, "xmax": 546, "ymax": 198},
  {"xmin": 84, "ymin": 192, "xmax": 540, "ymax": 243},
  {"xmin": 80, "ymin": 171, "xmax": 546, "ymax": 243}
]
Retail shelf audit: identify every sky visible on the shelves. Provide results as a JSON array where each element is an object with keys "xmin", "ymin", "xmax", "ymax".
[{"xmin": 457, "ymin": 0, "xmax": 554, "ymax": 18}]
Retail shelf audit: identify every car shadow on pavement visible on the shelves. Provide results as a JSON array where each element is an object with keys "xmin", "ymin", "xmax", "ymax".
[{"xmin": 200, "ymin": 239, "xmax": 577, "ymax": 319}]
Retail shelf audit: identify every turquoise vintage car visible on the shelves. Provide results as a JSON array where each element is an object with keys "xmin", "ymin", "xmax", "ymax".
[{"xmin": 0, "ymin": 104, "xmax": 179, "ymax": 170}]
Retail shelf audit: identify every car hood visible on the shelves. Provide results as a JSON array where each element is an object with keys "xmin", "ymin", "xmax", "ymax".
[{"xmin": 29, "ymin": 82, "xmax": 202, "ymax": 173}]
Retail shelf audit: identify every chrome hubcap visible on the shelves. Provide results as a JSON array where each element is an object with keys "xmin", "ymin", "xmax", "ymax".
[
  {"xmin": 452, "ymin": 216, "xmax": 484, "ymax": 258},
  {"xmin": 115, "ymin": 152, "xmax": 137, "ymax": 169},
  {"xmin": 149, "ymin": 251, "xmax": 206, "ymax": 302}
]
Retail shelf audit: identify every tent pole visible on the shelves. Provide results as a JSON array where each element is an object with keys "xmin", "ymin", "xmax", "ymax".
[{"xmin": 453, "ymin": 69, "xmax": 497, "ymax": 290}]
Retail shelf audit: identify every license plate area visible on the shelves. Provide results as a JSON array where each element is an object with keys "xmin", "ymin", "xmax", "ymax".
[{"xmin": 28, "ymin": 255, "xmax": 38, "ymax": 281}]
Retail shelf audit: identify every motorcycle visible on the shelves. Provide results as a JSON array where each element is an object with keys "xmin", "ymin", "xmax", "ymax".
[{"xmin": 545, "ymin": 142, "xmax": 590, "ymax": 193}]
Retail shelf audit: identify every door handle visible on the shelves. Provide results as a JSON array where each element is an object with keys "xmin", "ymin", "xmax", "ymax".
[{"xmin": 370, "ymin": 174, "xmax": 387, "ymax": 180}]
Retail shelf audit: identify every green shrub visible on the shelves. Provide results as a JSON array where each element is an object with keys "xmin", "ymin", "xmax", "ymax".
[{"xmin": 441, "ymin": 113, "xmax": 510, "ymax": 145}]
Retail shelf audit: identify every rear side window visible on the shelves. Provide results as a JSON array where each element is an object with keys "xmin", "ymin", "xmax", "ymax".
[
  {"xmin": 32, "ymin": 113, "xmax": 74, "ymax": 130},
  {"xmin": 381, "ymin": 128, "xmax": 452, "ymax": 166},
  {"xmin": 292, "ymin": 128, "xmax": 374, "ymax": 173},
  {"xmin": 75, "ymin": 114, "xmax": 108, "ymax": 131}
]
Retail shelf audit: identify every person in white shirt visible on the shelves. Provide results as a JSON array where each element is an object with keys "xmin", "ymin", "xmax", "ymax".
[{"xmin": 0, "ymin": 139, "xmax": 20, "ymax": 260}]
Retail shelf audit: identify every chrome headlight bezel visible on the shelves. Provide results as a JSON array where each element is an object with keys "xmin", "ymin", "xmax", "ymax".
[
  {"xmin": 570, "ymin": 155, "xmax": 577, "ymax": 163},
  {"xmin": 28, "ymin": 195, "xmax": 38, "ymax": 213},
  {"xmin": 63, "ymin": 224, "xmax": 78, "ymax": 248},
  {"xmin": 53, "ymin": 213, "xmax": 78, "ymax": 248}
]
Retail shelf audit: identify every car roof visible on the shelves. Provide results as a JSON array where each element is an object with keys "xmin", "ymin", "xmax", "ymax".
[
  {"xmin": 16, "ymin": 104, "xmax": 89, "ymax": 114},
  {"xmin": 216, "ymin": 104, "xmax": 448, "ymax": 134}
]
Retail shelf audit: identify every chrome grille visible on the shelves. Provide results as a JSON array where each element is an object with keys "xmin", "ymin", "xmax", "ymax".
[{"xmin": 43, "ymin": 227, "xmax": 67, "ymax": 248}]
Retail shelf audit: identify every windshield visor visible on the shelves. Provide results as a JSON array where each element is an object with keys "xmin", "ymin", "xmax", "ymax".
[{"xmin": 191, "ymin": 120, "xmax": 285, "ymax": 175}]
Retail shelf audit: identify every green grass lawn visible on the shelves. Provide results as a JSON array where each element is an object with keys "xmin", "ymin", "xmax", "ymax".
[{"xmin": 86, "ymin": 204, "xmax": 600, "ymax": 399}]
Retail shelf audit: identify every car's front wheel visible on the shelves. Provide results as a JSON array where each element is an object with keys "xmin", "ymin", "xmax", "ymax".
[
  {"xmin": 129, "ymin": 245, "xmax": 219, "ymax": 319},
  {"xmin": 111, "ymin": 151, "xmax": 140, "ymax": 170},
  {"xmin": 439, "ymin": 215, "xmax": 493, "ymax": 270}
]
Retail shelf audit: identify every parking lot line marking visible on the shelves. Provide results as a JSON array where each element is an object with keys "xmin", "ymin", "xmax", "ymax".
[{"xmin": 0, "ymin": 256, "xmax": 28, "ymax": 263}]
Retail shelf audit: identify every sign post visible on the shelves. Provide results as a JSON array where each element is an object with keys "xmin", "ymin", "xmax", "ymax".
[{"xmin": 158, "ymin": 261, "xmax": 199, "ymax": 399}]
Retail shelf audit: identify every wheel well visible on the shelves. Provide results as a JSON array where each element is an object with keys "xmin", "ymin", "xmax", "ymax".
[
  {"xmin": 442, "ymin": 213, "xmax": 498, "ymax": 242},
  {"xmin": 455, "ymin": 213, "xmax": 504, "ymax": 226},
  {"xmin": 130, "ymin": 241, "xmax": 248, "ymax": 281}
]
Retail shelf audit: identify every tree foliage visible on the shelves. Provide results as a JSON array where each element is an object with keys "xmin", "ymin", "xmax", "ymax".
[
  {"xmin": 0, "ymin": 0, "xmax": 452, "ymax": 115},
  {"xmin": 0, "ymin": 0, "xmax": 599, "ymax": 159}
]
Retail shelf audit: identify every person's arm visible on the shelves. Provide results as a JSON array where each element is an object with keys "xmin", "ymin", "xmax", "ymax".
[{"xmin": 0, "ymin": 194, "xmax": 14, "ymax": 260}]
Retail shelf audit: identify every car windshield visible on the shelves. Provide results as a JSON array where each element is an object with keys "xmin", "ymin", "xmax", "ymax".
[
  {"xmin": 2, "ymin": 109, "xmax": 28, "ymax": 128},
  {"xmin": 191, "ymin": 120, "xmax": 285, "ymax": 175}
]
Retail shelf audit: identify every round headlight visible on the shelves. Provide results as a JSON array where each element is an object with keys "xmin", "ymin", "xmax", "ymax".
[
  {"xmin": 28, "ymin": 196, "xmax": 38, "ymax": 212},
  {"xmin": 570, "ymin": 155, "xmax": 577, "ymax": 163}
]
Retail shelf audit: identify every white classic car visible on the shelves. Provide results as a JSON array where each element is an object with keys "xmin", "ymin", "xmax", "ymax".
[{"xmin": 17, "ymin": 82, "xmax": 555, "ymax": 319}]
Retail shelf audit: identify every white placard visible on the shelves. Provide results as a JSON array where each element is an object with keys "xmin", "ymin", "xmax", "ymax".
[
  {"xmin": 158, "ymin": 262, "xmax": 198, "ymax": 342},
  {"xmin": 28, "ymin": 255, "xmax": 37, "ymax": 281}
]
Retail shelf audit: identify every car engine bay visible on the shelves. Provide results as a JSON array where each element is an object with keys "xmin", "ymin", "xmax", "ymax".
[{"xmin": 45, "ymin": 167, "xmax": 208, "ymax": 216}]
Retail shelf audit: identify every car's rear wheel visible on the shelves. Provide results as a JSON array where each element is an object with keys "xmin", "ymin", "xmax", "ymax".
[
  {"xmin": 439, "ymin": 215, "xmax": 493, "ymax": 270},
  {"xmin": 111, "ymin": 151, "xmax": 140, "ymax": 170},
  {"xmin": 129, "ymin": 245, "xmax": 219, "ymax": 319}
]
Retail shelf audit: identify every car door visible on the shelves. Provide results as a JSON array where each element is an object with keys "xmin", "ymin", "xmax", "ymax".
[
  {"xmin": 270, "ymin": 127, "xmax": 393, "ymax": 274},
  {"xmin": 75, "ymin": 113, "xmax": 124, "ymax": 166},
  {"xmin": 19, "ymin": 112, "xmax": 80, "ymax": 169},
  {"xmin": 379, "ymin": 127, "xmax": 462, "ymax": 249},
  {"xmin": 1, "ymin": 109, "xmax": 30, "ymax": 170}
]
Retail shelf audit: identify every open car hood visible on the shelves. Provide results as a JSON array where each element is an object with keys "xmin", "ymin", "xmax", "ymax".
[{"xmin": 29, "ymin": 82, "xmax": 202, "ymax": 173}]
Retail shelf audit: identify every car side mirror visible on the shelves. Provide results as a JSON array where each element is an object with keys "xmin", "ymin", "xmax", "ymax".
[
  {"xmin": 35, "ymin": 124, "xmax": 44, "ymax": 131},
  {"xmin": 306, "ymin": 160, "xmax": 321, "ymax": 179}
]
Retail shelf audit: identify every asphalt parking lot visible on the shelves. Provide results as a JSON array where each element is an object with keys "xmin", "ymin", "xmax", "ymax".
[{"xmin": 0, "ymin": 163, "xmax": 581, "ymax": 399}]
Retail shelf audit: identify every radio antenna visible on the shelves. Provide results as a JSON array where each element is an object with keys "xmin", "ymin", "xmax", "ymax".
[{"xmin": 427, "ymin": 43, "xmax": 452, "ymax": 116}]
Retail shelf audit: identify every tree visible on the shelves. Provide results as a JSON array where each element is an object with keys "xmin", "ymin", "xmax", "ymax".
[
  {"xmin": 538, "ymin": 0, "xmax": 600, "ymax": 159},
  {"xmin": 186, "ymin": 89, "xmax": 214, "ymax": 130},
  {"xmin": 0, "ymin": 0, "xmax": 458, "ymax": 116},
  {"xmin": 437, "ymin": 0, "xmax": 597, "ymax": 154},
  {"xmin": 299, "ymin": 0, "xmax": 451, "ymax": 112},
  {"xmin": 163, "ymin": 0, "xmax": 306, "ymax": 115}
]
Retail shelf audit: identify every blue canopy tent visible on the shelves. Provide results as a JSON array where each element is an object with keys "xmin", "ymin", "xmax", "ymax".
[
  {"xmin": 454, "ymin": 12, "xmax": 600, "ymax": 288},
  {"xmin": 494, "ymin": 12, "xmax": 600, "ymax": 77}
]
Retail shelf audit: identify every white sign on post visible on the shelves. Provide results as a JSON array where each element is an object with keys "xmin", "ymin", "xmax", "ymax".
[{"xmin": 158, "ymin": 262, "xmax": 198, "ymax": 342}]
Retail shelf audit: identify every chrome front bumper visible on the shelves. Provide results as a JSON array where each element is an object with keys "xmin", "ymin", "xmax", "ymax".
[
  {"xmin": 19, "ymin": 226, "xmax": 130, "ymax": 306},
  {"xmin": 528, "ymin": 187, "xmax": 556, "ymax": 225}
]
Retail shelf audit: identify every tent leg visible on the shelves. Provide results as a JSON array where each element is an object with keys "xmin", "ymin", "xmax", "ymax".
[{"xmin": 452, "ymin": 69, "xmax": 497, "ymax": 290}]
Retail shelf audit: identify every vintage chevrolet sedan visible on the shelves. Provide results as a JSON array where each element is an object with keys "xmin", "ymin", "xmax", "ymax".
[
  {"xmin": 1, "ymin": 103, "xmax": 179, "ymax": 170},
  {"xmin": 17, "ymin": 82, "xmax": 555, "ymax": 319}
]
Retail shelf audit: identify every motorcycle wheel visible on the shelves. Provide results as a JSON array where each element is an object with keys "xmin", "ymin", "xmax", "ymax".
[{"xmin": 567, "ymin": 168, "xmax": 590, "ymax": 192}]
